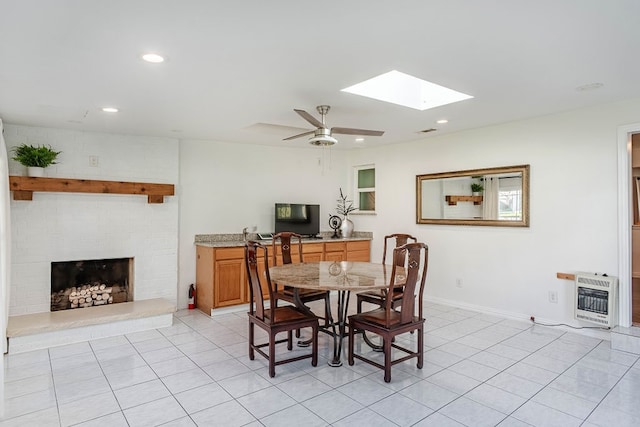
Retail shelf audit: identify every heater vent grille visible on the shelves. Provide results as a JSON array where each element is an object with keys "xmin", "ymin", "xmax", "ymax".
[{"xmin": 574, "ymin": 272, "xmax": 617, "ymax": 328}]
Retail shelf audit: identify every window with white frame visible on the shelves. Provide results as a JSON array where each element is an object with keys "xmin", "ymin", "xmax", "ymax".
[{"xmin": 354, "ymin": 165, "xmax": 375, "ymax": 212}]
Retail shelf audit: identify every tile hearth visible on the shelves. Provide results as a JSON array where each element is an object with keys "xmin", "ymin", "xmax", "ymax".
[
  {"xmin": 6, "ymin": 299, "xmax": 175, "ymax": 354},
  {"xmin": 2, "ymin": 301, "xmax": 640, "ymax": 426}
]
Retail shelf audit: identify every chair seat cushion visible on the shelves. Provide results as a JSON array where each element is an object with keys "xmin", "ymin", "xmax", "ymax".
[
  {"xmin": 350, "ymin": 308, "xmax": 420, "ymax": 329},
  {"xmin": 264, "ymin": 306, "xmax": 316, "ymax": 324}
]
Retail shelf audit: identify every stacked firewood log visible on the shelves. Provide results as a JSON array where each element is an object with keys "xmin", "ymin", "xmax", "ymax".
[{"xmin": 69, "ymin": 284, "xmax": 113, "ymax": 309}]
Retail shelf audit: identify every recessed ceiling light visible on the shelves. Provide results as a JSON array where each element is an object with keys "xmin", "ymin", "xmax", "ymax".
[
  {"xmin": 101, "ymin": 107, "xmax": 119, "ymax": 113},
  {"xmin": 355, "ymin": 138, "xmax": 365, "ymax": 142},
  {"xmin": 576, "ymin": 82, "xmax": 603, "ymax": 92},
  {"xmin": 142, "ymin": 53, "xmax": 165, "ymax": 63},
  {"xmin": 341, "ymin": 70, "xmax": 473, "ymax": 111},
  {"xmin": 436, "ymin": 119, "xmax": 449, "ymax": 124}
]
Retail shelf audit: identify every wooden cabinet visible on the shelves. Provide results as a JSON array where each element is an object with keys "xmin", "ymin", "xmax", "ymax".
[
  {"xmin": 195, "ymin": 239, "xmax": 371, "ymax": 313},
  {"xmin": 196, "ymin": 246, "xmax": 246, "ymax": 312},
  {"xmin": 324, "ymin": 241, "xmax": 346, "ymax": 261},
  {"xmin": 347, "ymin": 240, "xmax": 371, "ymax": 261}
]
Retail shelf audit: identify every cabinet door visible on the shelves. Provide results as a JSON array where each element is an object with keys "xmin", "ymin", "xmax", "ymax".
[
  {"xmin": 346, "ymin": 240, "xmax": 371, "ymax": 262},
  {"xmin": 324, "ymin": 251, "xmax": 345, "ymax": 262},
  {"xmin": 214, "ymin": 258, "xmax": 245, "ymax": 307},
  {"xmin": 195, "ymin": 246, "xmax": 214, "ymax": 314}
]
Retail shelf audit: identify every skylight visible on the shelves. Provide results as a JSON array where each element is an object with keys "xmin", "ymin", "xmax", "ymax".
[{"xmin": 341, "ymin": 70, "xmax": 473, "ymax": 111}]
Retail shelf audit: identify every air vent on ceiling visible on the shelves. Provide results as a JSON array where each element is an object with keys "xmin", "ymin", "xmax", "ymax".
[{"xmin": 419, "ymin": 128, "xmax": 437, "ymax": 133}]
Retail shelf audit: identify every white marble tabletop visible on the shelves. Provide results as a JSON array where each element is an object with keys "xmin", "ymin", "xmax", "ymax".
[{"xmin": 269, "ymin": 261, "xmax": 405, "ymax": 293}]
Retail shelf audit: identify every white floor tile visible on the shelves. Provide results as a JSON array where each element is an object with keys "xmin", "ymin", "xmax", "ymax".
[
  {"xmin": 58, "ymin": 390, "xmax": 120, "ymax": 427},
  {"xmin": 302, "ymin": 389, "xmax": 364, "ymax": 424},
  {"xmin": 464, "ymin": 383, "xmax": 526, "ymax": 414},
  {"xmin": 440, "ymin": 396, "xmax": 507, "ymax": 427},
  {"xmin": 173, "ymin": 382, "xmax": 233, "ymax": 414},
  {"xmin": 236, "ymin": 386, "xmax": 296, "ymax": 419},
  {"xmin": 190, "ymin": 399, "xmax": 256, "ymax": 427},
  {"xmin": 113, "ymin": 378, "xmax": 172, "ymax": 409},
  {"xmin": 400, "ymin": 379, "xmax": 460, "ymax": 410},
  {"xmin": 511, "ymin": 400, "xmax": 582, "ymax": 427},
  {"xmin": 369, "ymin": 393, "xmax": 434, "ymax": 426},
  {"xmin": 122, "ymin": 396, "xmax": 187, "ymax": 427},
  {"xmin": 332, "ymin": 407, "xmax": 397, "ymax": 427}
]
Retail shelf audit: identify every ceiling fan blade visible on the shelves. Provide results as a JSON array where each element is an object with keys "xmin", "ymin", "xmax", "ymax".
[
  {"xmin": 294, "ymin": 109, "xmax": 324, "ymax": 128},
  {"xmin": 331, "ymin": 127, "xmax": 385, "ymax": 137},
  {"xmin": 283, "ymin": 130, "xmax": 315, "ymax": 141}
]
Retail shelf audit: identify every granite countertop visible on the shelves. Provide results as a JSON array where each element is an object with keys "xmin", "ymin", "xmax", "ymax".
[{"xmin": 195, "ymin": 232, "xmax": 372, "ymax": 247}]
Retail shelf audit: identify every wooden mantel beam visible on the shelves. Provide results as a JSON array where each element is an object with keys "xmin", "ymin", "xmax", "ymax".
[{"xmin": 9, "ymin": 176, "xmax": 175, "ymax": 204}]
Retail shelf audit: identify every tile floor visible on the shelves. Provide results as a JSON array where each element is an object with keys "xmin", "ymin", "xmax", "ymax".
[{"xmin": 2, "ymin": 301, "xmax": 640, "ymax": 426}]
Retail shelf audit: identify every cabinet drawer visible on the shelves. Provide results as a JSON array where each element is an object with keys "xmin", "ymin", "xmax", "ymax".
[
  {"xmin": 324, "ymin": 242, "xmax": 346, "ymax": 252},
  {"xmin": 347, "ymin": 240, "xmax": 370, "ymax": 251},
  {"xmin": 303, "ymin": 243, "xmax": 324, "ymax": 253},
  {"xmin": 214, "ymin": 247, "xmax": 245, "ymax": 260}
]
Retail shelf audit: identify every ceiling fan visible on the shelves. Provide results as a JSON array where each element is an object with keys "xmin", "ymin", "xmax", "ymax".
[{"xmin": 284, "ymin": 105, "xmax": 384, "ymax": 146}]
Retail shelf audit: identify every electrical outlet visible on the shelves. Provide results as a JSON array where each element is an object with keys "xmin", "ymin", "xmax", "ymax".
[
  {"xmin": 548, "ymin": 291, "xmax": 558, "ymax": 303},
  {"xmin": 455, "ymin": 278, "xmax": 463, "ymax": 288},
  {"xmin": 89, "ymin": 155, "xmax": 99, "ymax": 167}
]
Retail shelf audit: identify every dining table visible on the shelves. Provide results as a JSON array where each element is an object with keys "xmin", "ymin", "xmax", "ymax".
[{"xmin": 269, "ymin": 260, "xmax": 406, "ymax": 367}]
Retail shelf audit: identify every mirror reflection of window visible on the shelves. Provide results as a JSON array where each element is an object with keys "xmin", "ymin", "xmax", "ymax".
[{"xmin": 498, "ymin": 177, "xmax": 523, "ymax": 220}]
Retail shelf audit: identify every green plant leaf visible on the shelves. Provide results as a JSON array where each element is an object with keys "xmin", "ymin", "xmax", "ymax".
[{"xmin": 11, "ymin": 144, "xmax": 61, "ymax": 167}]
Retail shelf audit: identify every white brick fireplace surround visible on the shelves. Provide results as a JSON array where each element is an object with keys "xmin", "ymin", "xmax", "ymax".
[{"xmin": 4, "ymin": 124, "xmax": 180, "ymax": 349}]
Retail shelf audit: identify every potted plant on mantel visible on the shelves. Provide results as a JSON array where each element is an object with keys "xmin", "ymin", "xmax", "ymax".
[
  {"xmin": 336, "ymin": 188, "xmax": 357, "ymax": 238},
  {"xmin": 11, "ymin": 143, "xmax": 61, "ymax": 177},
  {"xmin": 471, "ymin": 182, "xmax": 484, "ymax": 196}
]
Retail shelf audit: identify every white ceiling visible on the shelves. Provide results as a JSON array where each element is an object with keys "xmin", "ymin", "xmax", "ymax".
[{"xmin": 1, "ymin": 1, "xmax": 640, "ymax": 150}]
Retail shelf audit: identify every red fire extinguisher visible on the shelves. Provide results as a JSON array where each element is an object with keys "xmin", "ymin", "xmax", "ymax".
[{"xmin": 188, "ymin": 284, "xmax": 196, "ymax": 309}]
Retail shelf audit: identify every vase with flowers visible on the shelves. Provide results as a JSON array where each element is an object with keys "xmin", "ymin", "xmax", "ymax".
[{"xmin": 336, "ymin": 188, "xmax": 356, "ymax": 238}]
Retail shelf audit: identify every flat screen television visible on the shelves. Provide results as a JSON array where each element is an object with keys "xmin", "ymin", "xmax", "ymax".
[{"xmin": 274, "ymin": 203, "xmax": 320, "ymax": 237}]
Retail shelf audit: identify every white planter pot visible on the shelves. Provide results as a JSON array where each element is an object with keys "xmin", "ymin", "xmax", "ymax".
[
  {"xmin": 340, "ymin": 217, "xmax": 354, "ymax": 238},
  {"xmin": 27, "ymin": 167, "xmax": 45, "ymax": 177}
]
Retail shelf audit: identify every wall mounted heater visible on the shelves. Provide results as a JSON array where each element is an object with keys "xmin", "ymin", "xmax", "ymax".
[{"xmin": 574, "ymin": 272, "xmax": 618, "ymax": 328}]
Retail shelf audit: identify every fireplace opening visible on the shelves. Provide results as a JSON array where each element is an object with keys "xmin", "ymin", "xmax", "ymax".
[{"xmin": 51, "ymin": 257, "xmax": 133, "ymax": 312}]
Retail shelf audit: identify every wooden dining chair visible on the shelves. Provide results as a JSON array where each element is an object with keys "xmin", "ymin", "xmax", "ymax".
[
  {"xmin": 244, "ymin": 241, "xmax": 318, "ymax": 377},
  {"xmin": 356, "ymin": 233, "xmax": 418, "ymax": 313},
  {"xmin": 272, "ymin": 232, "xmax": 330, "ymax": 333},
  {"xmin": 348, "ymin": 242, "xmax": 428, "ymax": 382}
]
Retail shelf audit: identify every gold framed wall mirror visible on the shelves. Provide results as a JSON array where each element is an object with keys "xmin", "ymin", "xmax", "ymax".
[{"xmin": 416, "ymin": 164, "xmax": 530, "ymax": 227}]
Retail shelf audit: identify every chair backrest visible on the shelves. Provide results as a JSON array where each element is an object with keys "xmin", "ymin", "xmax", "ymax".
[
  {"xmin": 244, "ymin": 241, "xmax": 274, "ymax": 320},
  {"xmin": 272, "ymin": 232, "xmax": 303, "ymax": 266},
  {"xmin": 383, "ymin": 233, "xmax": 418, "ymax": 266},
  {"xmin": 385, "ymin": 242, "xmax": 428, "ymax": 325}
]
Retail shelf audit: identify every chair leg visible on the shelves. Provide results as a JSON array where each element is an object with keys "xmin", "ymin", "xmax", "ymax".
[
  {"xmin": 417, "ymin": 325, "xmax": 424, "ymax": 369},
  {"xmin": 324, "ymin": 293, "xmax": 331, "ymax": 327},
  {"xmin": 287, "ymin": 330, "xmax": 293, "ymax": 351},
  {"xmin": 383, "ymin": 337, "xmax": 392, "ymax": 383},
  {"xmin": 248, "ymin": 320, "xmax": 255, "ymax": 360},
  {"xmin": 348, "ymin": 322, "xmax": 355, "ymax": 366},
  {"xmin": 269, "ymin": 331, "xmax": 276, "ymax": 378},
  {"xmin": 295, "ymin": 328, "xmax": 301, "ymax": 338},
  {"xmin": 311, "ymin": 324, "xmax": 318, "ymax": 367}
]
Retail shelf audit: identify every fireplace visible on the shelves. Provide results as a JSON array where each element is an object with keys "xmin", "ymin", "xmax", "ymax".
[{"xmin": 50, "ymin": 257, "xmax": 133, "ymax": 312}]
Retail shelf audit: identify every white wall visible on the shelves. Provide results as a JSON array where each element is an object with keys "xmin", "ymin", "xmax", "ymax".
[
  {"xmin": 177, "ymin": 140, "xmax": 348, "ymax": 307},
  {"xmin": 4, "ymin": 125, "xmax": 179, "ymax": 315},
  {"xmin": 348, "ymin": 98, "xmax": 640, "ymax": 324}
]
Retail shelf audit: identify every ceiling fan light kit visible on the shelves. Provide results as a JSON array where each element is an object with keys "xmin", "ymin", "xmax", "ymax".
[
  {"xmin": 284, "ymin": 105, "xmax": 384, "ymax": 146},
  {"xmin": 308, "ymin": 128, "xmax": 338, "ymax": 146}
]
